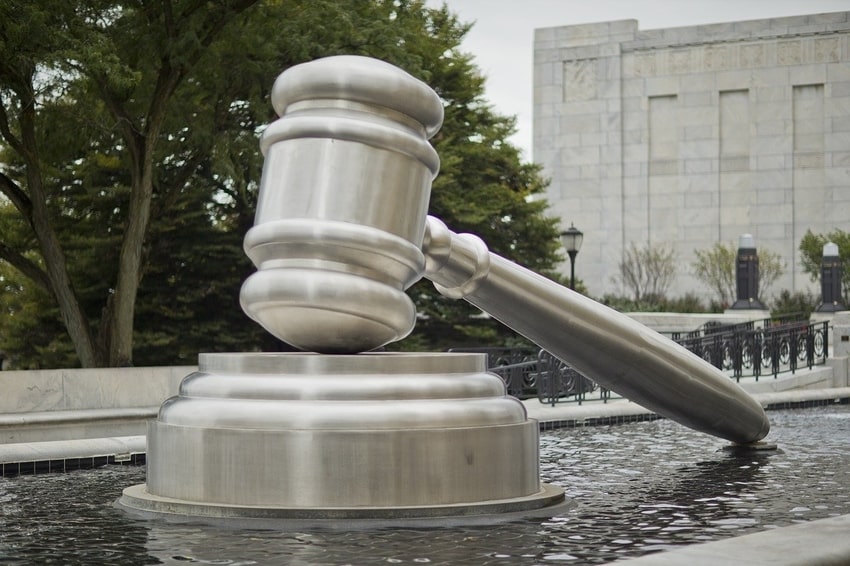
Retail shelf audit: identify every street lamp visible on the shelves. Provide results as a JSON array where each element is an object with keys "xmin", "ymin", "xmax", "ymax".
[
  {"xmin": 730, "ymin": 233, "xmax": 766, "ymax": 310},
  {"xmin": 560, "ymin": 223, "xmax": 583, "ymax": 290},
  {"xmin": 817, "ymin": 242, "xmax": 846, "ymax": 312}
]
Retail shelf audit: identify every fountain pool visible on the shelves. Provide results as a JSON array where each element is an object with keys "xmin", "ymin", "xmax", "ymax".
[{"xmin": 1, "ymin": 404, "xmax": 848, "ymax": 565}]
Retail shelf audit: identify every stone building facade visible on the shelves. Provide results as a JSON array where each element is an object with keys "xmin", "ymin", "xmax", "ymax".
[{"xmin": 533, "ymin": 12, "xmax": 850, "ymax": 303}]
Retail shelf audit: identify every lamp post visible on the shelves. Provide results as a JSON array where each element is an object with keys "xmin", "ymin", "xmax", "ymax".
[
  {"xmin": 560, "ymin": 223, "xmax": 583, "ymax": 291},
  {"xmin": 816, "ymin": 242, "xmax": 846, "ymax": 312},
  {"xmin": 730, "ymin": 233, "xmax": 766, "ymax": 310}
]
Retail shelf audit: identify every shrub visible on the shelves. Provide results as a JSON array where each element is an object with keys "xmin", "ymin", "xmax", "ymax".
[{"xmin": 770, "ymin": 289, "xmax": 817, "ymax": 320}]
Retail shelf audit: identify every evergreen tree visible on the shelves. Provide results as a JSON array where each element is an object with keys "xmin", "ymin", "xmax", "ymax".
[{"xmin": 0, "ymin": 0, "xmax": 561, "ymax": 368}]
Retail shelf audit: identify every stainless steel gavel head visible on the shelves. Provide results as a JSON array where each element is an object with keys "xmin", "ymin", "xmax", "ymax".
[{"xmin": 239, "ymin": 55, "xmax": 443, "ymax": 353}]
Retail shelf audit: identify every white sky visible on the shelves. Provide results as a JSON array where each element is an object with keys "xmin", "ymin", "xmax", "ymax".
[{"xmin": 430, "ymin": 0, "xmax": 850, "ymax": 160}]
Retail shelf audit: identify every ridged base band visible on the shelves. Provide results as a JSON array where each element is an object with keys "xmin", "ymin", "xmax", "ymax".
[{"xmin": 117, "ymin": 482, "xmax": 568, "ymax": 527}]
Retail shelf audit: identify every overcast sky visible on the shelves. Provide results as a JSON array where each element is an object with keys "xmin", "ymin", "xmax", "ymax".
[{"xmin": 429, "ymin": 0, "xmax": 849, "ymax": 159}]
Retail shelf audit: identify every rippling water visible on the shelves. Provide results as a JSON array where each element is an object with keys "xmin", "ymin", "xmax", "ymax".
[{"xmin": 1, "ymin": 405, "xmax": 849, "ymax": 565}]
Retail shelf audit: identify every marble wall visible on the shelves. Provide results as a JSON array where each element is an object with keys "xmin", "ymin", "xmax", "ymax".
[
  {"xmin": 0, "ymin": 366, "xmax": 192, "ymax": 414},
  {"xmin": 534, "ymin": 12, "xmax": 850, "ymax": 302}
]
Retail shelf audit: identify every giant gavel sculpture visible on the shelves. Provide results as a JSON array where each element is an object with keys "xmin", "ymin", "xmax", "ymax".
[
  {"xmin": 120, "ymin": 56, "xmax": 769, "ymax": 524},
  {"xmin": 241, "ymin": 55, "xmax": 769, "ymax": 444}
]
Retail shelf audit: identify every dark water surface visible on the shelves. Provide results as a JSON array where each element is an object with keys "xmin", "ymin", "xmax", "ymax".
[{"xmin": 1, "ymin": 405, "xmax": 849, "ymax": 565}]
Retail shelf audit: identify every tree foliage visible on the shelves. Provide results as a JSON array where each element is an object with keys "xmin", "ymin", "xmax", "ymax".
[
  {"xmin": 0, "ymin": 0, "xmax": 259, "ymax": 367},
  {"xmin": 0, "ymin": 0, "xmax": 561, "ymax": 367},
  {"xmin": 614, "ymin": 242, "xmax": 676, "ymax": 303},
  {"xmin": 799, "ymin": 228, "xmax": 850, "ymax": 302},
  {"xmin": 692, "ymin": 241, "xmax": 785, "ymax": 308}
]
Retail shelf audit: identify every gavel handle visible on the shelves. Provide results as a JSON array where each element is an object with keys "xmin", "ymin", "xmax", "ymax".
[{"xmin": 422, "ymin": 215, "xmax": 770, "ymax": 444}]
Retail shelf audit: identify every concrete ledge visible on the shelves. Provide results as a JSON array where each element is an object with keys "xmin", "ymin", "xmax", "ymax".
[
  {"xmin": 0, "ymin": 435, "xmax": 146, "ymax": 476},
  {"xmin": 0, "ymin": 366, "xmax": 192, "ymax": 413},
  {"xmin": 0, "ymin": 407, "xmax": 158, "ymax": 445},
  {"xmin": 608, "ymin": 513, "xmax": 850, "ymax": 565},
  {"xmin": 0, "ymin": 407, "xmax": 158, "ymax": 426},
  {"xmin": 739, "ymin": 366, "xmax": 837, "ymax": 394},
  {"xmin": 751, "ymin": 387, "xmax": 850, "ymax": 409},
  {"xmin": 526, "ymin": 398, "xmax": 658, "ymax": 430},
  {"xmin": 626, "ymin": 312, "xmax": 758, "ymax": 334}
]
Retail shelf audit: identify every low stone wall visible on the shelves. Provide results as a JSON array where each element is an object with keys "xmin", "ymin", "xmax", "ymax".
[
  {"xmin": 739, "ymin": 365, "xmax": 839, "ymax": 394},
  {"xmin": 0, "ymin": 366, "xmax": 194, "ymax": 451},
  {"xmin": 625, "ymin": 312, "xmax": 757, "ymax": 335},
  {"xmin": 0, "ymin": 365, "xmax": 195, "ymax": 414}
]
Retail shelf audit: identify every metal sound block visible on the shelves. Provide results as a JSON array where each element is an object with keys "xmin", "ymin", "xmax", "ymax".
[{"xmin": 117, "ymin": 352, "xmax": 566, "ymax": 524}]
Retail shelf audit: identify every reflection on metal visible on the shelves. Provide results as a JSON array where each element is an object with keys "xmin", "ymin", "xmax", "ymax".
[
  {"xmin": 120, "ymin": 55, "xmax": 769, "ymax": 524},
  {"xmin": 450, "ymin": 347, "xmax": 606, "ymax": 406},
  {"xmin": 449, "ymin": 346, "xmax": 539, "ymax": 398},
  {"xmin": 239, "ymin": 55, "xmax": 443, "ymax": 354}
]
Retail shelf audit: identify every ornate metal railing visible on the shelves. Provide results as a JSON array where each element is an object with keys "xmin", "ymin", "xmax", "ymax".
[
  {"xmin": 668, "ymin": 312, "xmax": 808, "ymax": 342},
  {"xmin": 452, "ymin": 314, "xmax": 828, "ymax": 403},
  {"xmin": 672, "ymin": 320, "xmax": 829, "ymax": 381},
  {"xmin": 448, "ymin": 347, "xmax": 608, "ymax": 405},
  {"xmin": 535, "ymin": 349, "xmax": 610, "ymax": 406}
]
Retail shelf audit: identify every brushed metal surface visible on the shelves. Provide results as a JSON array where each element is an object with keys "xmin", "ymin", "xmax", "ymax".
[
  {"xmin": 118, "ymin": 483, "xmax": 568, "ymax": 525},
  {"xmin": 240, "ymin": 57, "xmax": 443, "ymax": 353},
  {"xmin": 157, "ymin": 397, "xmax": 528, "ymax": 429},
  {"xmin": 423, "ymin": 216, "xmax": 771, "ymax": 444},
  {"xmin": 143, "ymin": 353, "xmax": 545, "ymax": 509},
  {"xmin": 146, "ymin": 420, "xmax": 540, "ymax": 507}
]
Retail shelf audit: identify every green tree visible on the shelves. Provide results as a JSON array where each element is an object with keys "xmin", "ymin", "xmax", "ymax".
[
  {"xmin": 799, "ymin": 228, "xmax": 850, "ymax": 302},
  {"xmin": 0, "ymin": 0, "xmax": 258, "ymax": 366},
  {"xmin": 614, "ymin": 242, "xmax": 676, "ymax": 303},
  {"xmin": 0, "ymin": 1, "xmax": 562, "ymax": 367},
  {"xmin": 692, "ymin": 241, "xmax": 785, "ymax": 308}
]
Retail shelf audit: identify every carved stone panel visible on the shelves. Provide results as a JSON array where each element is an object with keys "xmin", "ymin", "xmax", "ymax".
[
  {"xmin": 670, "ymin": 49, "xmax": 691, "ymax": 74},
  {"xmin": 740, "ymin": 44, "xmax": 765, "ymax": 68},
  {"xmin": 705, "ymin": 45, "xmax": 732, "ymax": 71},
  {"xmin": 563, "ymin": 59, "xmax": 597, "ymax": 102},
  {"xmin": 777, "ymin": 40, "xmax": 802, "ymax": 65},
  {"xmin": 814, "ymin": 37, "xmax": 840, "ymax": 63},
  {"xmin": 634, "ymin": 52, "xmax": 657, "ymax": 77}
]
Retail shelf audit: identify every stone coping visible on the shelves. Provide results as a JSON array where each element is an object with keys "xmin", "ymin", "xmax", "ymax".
[{"xmin": 607, "ymin": 513, "xmax": 850, "ymax": 565}]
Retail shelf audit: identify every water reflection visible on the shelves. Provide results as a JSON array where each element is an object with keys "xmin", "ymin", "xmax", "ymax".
[
  {"xmin": 0, "ymin": 468, "xmax": 157, "ymax": 565},
  {"xmin": 1, "ymin": 405, "xmax": 848, "ymax": 565}
]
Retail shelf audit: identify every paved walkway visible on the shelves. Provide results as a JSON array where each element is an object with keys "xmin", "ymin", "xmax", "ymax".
[
  {"xmin": 523, "ymin": 386, "xmax": 850, "ymax": 429},
  {"xmin": 611, "ymin": 513, "xmax": 850, "ymax": 565}
]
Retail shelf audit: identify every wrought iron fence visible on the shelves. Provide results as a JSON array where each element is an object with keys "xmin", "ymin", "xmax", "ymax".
[
  {"xmin": 451, "ymin": 313, "xmax": 829, "ymax": 404},
  {"xmin": 535, "ymin": 349, "xmax": 609, "ymax": 406},
  {"xmin": 671, "ymin": 319, "xmax": 829, "ymax": 381},
  {"xmin": 448, "ymin": 347, "xmax": 608, "ymax": 405},
  {"xmin": 668, "ymin": 312, "xmax": 808, "ymax": 342}
]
